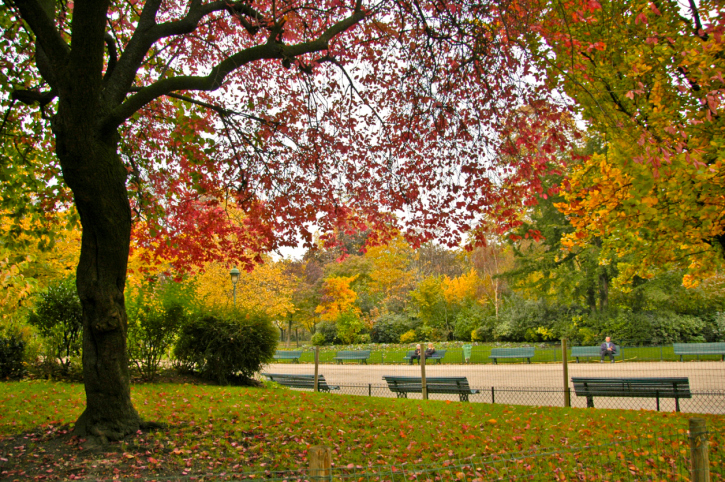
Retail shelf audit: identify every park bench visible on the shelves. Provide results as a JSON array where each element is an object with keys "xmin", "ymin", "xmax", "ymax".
[
  {"xmin": 403, "ymin": 349, "xmax": 447, "ymax": 364},
  {"xmin": 261, "ymin": 373, "xmax": 340, "ymax": 392},
  {"xmin": 272, "ymin": 350, "xmax": 303, "ymax": 363},
  {"xmin": 673, "ymin": 342, "xmax": 725, "ymax": 362},
  {"xmin": 489, "ymin": 347, "xmax": 534, "ymax": 364},
  {"xmin": 571, "ymin": 345, "xmax": 619, "ymax": 363},
  {"xmin": 333, "ymin": 350, "xmax": 371, "ymax": 364},
  {"xmin": 383, "ymin": 376, "xmax": 480, "ymax": 402},
  {"xmin": 572, "ymin": 377, "xmax": 691, "ymax": 412}
]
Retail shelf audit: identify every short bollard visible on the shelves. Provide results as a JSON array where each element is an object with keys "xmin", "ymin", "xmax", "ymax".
[{"xmin": 309, "ymin": 445, "xmax": 332, "ymax": 480}]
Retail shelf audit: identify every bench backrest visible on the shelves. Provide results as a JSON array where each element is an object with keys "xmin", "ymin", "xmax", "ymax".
[
  {"xmin": 490, "ymin": 347, "xmax": 535, "ymax": 357},
  {"xmin": 571, "ymin": 345, "xmax": 619, "ymax": 355},
  {"xmin": 274, "ymin": 350, "xmax": 303, "ymax": 357},
  {"xmin": 262, "ymin": 373, "xmax": 330, "ymax": 389},
  {"xmin": 383, "ymin": 376, "xmax": 472, "ymax": 393},
  {"xmin": 673, "ymin": 342, "xmax": 725, "ymax": 354},
  {"xmin": 572, "ymin": 377, "xmax": 690, "ymax": 397},
  {"xmin": 335, "ymin": 350, "xmax": 371, "ymax": 358},
  {"xmin": 430, "ymin": 349, "xmax": 446, "ymax": 358}
]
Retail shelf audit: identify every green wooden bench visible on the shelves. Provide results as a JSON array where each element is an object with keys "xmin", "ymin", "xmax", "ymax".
[
  {"xmin": 571, "ymin": 345, "xmax": 619, "ymax": 363},
  {"xmin": 333, "ymin": 350, "xmax": 371, "ymax": 364},
  {"xmin": 489, "ymin": 347, "xmax": 534, "ymax": 364},
  {"xmin": 572, "ymin": 377, "xmax": 691, "ymax": 412},
  {"xmin": 403, "ymin": 349, "xmax": 447, "ymax": 364},
  {"xmin": 261, "ymin": 373, "xmax": 339, "ymax": 392},
  {"xmin": 272, "ymin": 350, "xmax": 303, "ymax": 363},
  {"xmin": 383, "ymin": 376, "xmax": 480, "ymax": 402},
  {"xmin": 673, "ymin": 342, "xmax": 725, "ymax": 362}
]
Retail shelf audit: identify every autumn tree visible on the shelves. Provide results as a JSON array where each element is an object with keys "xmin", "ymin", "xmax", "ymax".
[
  {"xmin": 537, "ymin": 0, "xmax": 725, "ymax": 285},
  {"xmin": 2, "ymin": 0, "xmax": 567, "ymax": 439}
]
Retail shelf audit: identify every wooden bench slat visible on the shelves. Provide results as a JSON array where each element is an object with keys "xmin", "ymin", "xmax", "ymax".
[
  {"xmin": 673, "ymin": 343, "xmax": 725, "ymax": 361},
  {"xmin": 261, "ymin": 373, "xmax": 339, "ymax": 392},
  {"xmin": 572, "ymin": 377, "xmax": 690, "ymax": 412},
  {"xmin": 333, "ymin": 350, "xmax": 371, "ymax": 364},
  {"xmin": 403, "ymin": 350, "xmax": 447, "ymax": 364},
  {"xmin": 272, "ymin": 351, "xmax": 303, "ymax": 363},
  {"xmin": 489, "ymin": 348, "xmax": 535, "ymax": 364},
  {"xmin": 383, "ymin": 375, "xmax": 479, "ymax": 402}
]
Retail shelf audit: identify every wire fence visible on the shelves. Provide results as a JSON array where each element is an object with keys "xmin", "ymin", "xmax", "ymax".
[
  {"xmin": 261, "ymin": 344, "xmax": 725, "ymax": 414},
  {"xmin": 117, "ymin": 426, "xmax": 723, "ymax": 481}
]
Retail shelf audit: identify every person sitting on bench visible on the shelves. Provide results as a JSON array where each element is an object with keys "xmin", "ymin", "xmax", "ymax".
[
  {"xmin": 425, "ymin": 343, "xmax": 436, "ymax": 359},
  {"xmin": 409, "ymin": 344, "xmax": 422, "ymax": 365},
  {"xmin": 600, "ymin": 336, "xmax": 616, "ymax": 363}
]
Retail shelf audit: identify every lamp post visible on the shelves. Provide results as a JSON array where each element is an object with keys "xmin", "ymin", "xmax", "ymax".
[{"xmin": 230, "ymin": 267, "xmax": 240, "ymax": 306}]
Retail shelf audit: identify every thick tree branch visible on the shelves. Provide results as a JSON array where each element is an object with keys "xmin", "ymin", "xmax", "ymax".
[
  {"xmin": 11, "ymin": 88, "xmax": 57, "ymax": 106},
  {"xmin": 9, "ymin": 0, "xmax": 69, "ymax": 72},
  {"xmin": 103, "ymin": 32, "xmax": 118, "ymax": 82},
  {"xmin": 102, "ymin": 9, "xmax": 367, "ymax": 132}
]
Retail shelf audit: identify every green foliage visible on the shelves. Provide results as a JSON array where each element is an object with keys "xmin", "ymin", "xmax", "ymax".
[
  {"xmin": 0, "ymin": 329, "xmax": 25, "ymax": 379},
  {"xmin": 452, "ymin": 304, "xmax": 490, "ymax": 341},
  {"xmin": 26, "ymin": 277, "xmax": 82, "ymax": 374},
  {"xmin": 314, "ymin": 320, "xmax": 340, "ymax": 345},
  {"xmin": 127, "ymin": 279, "xmax": 195, "ymax": 381},
  {"xmin": 310, "ymin": 332, "xmax": 327, "ymax": 346},
  {"xmin": 335, "ymin": 309, "xmax": 364, "ymax": 345},
  {"xmin": 370, "ymin": 312, "xmax": 411, "ymax": 343},
  {"xmin": 173, "ymin": 310, "xmax": 278, "ymax": 384}
]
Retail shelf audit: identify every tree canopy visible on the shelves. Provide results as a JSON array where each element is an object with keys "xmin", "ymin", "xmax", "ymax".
[{"xmin": 1, "ymin": 0, "xmax": 568, "ymax": 440}]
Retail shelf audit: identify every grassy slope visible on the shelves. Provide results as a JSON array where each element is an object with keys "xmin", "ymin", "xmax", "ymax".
[{"xmin": 0, "ymin": 380, "xmax": 723, "ymax": 480}]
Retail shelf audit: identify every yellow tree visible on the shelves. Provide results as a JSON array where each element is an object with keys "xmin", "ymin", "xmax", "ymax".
[
  {"xmin": 315, "ymin": 275, "xmax": 359, "ymax": 322},
  {"xmin": 538, "ymin": 0, "xmax": 725, "ymax": 285},
  {"xmin": 364, "ymin": 236, "xmax": 415, "ymax": 311}
]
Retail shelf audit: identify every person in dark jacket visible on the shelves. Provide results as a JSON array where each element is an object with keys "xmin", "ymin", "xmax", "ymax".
[
  {"xmin": 409, "ymin": 344, "xmax": 422, "ymax": 364},
  {"xmin": 425, "ymin": 343, "xmax": 436, "ymax": 359},
  {"xmin": 600, "ymin": 337, "xmax": 616, "ymax": 363}
]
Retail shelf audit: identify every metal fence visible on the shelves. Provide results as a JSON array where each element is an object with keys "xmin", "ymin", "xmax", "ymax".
[{"xmin": 262, "ymin": 345, "xmax": 725, "ymax": 414}]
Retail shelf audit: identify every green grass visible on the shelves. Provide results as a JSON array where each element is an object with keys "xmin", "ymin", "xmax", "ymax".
[
  {"xmin": 276, "ymin": 342, "xmax": 725, "ymax": 364},
  {"xmin": 0, "ymin": 380, "xmax": 723, "ymax": 480}
]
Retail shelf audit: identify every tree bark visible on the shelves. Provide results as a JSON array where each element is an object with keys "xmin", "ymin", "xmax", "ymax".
[{"xmin": 53, "ymin": 113, "xmax": 141, "ymax": 441}]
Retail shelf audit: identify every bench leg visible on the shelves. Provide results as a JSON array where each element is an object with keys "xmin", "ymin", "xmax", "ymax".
[
  {"xmin": 656, "ymin": 393, "xmax": 660, "ymax": 412},
  {"xmin": 586, "ymin": 396, "xmax": 594, "ymax": 409},
  {"xmin": 526, "ymin": 358, "xmax": 531, "ymax": 364},
  {"xmin": 679, "ymin": 355, "xmax": 683, "ymax": 362},
  {"xmin": 576, "ymin": 357, "xmax": 580, "ymax": 363},
  {"xmin": 459, "ymin": 393, "xmax": 469, "ymax": 402},
  {"xmin": 492, "ymin": 358, "xmax": 497, "ymax": 365},
  {"xmin": 675, "ymin": 396, "xmax": 680, "ymax": 413},
  {"xmin": 396, "ymin": 392, "xmax": 408, "ymax": 399}
]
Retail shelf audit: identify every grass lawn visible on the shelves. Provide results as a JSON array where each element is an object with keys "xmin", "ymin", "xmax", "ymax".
[{"xmin": 0, "ymin": 379, "xmax": 723, "ymax": 480}]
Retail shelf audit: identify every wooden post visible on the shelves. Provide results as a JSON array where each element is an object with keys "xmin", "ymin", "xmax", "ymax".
[
  {"xmin": 314, "ymin": 346, "xmax": 320, "ymax": 393},
  {"xmin": 689, "ymin": 418, "xmax": 710, "ymax": 482},
  {"xmin": 309, "ymin": 445, "xmax": 332, "ymax": 480},
  {"xmin": 420, "ymin": 347, "xmax": 428, "ymax": 400},
  {"xmin": 562, "ymin": 338, "xmax": 570, "ymax": 408}
]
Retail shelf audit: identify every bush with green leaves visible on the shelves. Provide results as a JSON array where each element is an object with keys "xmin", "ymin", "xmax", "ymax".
[
  {"xmin": 314, "ymin": 320, "xmax": 340, "ymax": 345},
  {"xmin": 310, "ymin": 332, "xmax": 327, "ymax": 346},
  {"xmin": 173, "ymin": 310, "xmax": 278, "ymax": 384},
  {"xmin": 370, "ymin": 313, "xmax": 411, "ymax": 343},
  {"xmin": 0, "ymin": 328, "xmax": 26, "ymax": 379},
  {"xmin": 26, "ymin": 277, "xmax": 82, "ymax": 375},
  {"xmin": 126, "ymin": 279, "xmax": 194, "ymax": 381}
]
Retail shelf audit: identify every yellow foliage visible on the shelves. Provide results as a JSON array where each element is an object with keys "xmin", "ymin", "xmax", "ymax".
[{"xmin": 315, "ymin": 275, "xmax": 359, "ymax": 322}]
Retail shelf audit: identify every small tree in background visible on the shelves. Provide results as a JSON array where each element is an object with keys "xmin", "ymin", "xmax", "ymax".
[
  {"xmin": 27, "ymin": 277, "xmax": 82, "ymax": 375},
  {"xmin": 126, "ymin": 279, "xmax": 195, "ymax": 381}
]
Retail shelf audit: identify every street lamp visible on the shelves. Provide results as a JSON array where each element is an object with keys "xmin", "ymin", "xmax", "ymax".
[{"xmin": 230, "ymin": 267, "xmax": 240, "ymax": 306}]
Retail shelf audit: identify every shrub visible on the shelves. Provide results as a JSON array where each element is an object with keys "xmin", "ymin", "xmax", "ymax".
[
  {"xmin": 370, "ymin": 313, "xmax": 410, "ymax": 343},
  {"xmin": 453, "ymin": 305, "xmax": 490, "ymax": 341},
  {"xmin": 336, "ymin": 310, "xmax": 364, "ymax": 344},
  {"xmin": 315, "ymin": 320, "xmax": 340, "ymax": 345},
  {"xmin": 173, "ymin": 310, "xmax": 278, "ymax": 384},
  {"xmin": 127, "ymin": 280, "xmax": 193, "ymax": 381},
  {"xmin": 0, "ymin": 329, "xmax": 26, "ymax": 379},
  {"xmin": 26, "ymin": 277, "xmax": 83, "ymax": 375},
  {"xmin": 311, "ymin": 332, "xmax": 327, "ymax": 346},
  {"xmin": 399, "ymin": 330, "xmax": 416, "ymax": 343}
]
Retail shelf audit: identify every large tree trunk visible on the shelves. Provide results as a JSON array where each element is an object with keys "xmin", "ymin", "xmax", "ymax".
[{"xmin": 54, "ymin": 115, "xmax": 142, "ymax": 441}]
